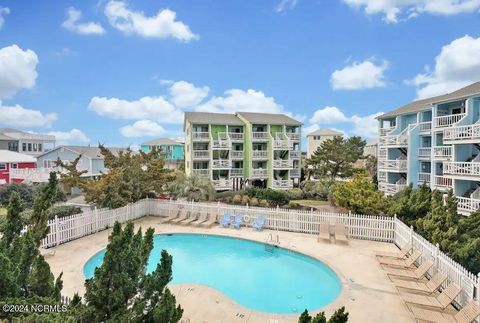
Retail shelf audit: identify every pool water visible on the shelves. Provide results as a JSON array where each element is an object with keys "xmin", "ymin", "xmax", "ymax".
[{"xmin": 83, "ymin": 234, "xmax": 342, "ymax": 314}]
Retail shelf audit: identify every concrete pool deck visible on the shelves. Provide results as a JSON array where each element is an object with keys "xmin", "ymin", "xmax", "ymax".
[{"xmin": 45, "ymin": 216, "xmax": 415, "ymax": 323}]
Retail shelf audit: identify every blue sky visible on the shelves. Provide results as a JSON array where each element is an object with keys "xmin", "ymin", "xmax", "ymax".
[{"xmin": 0, "ymin": 0, "xmax": 479, "ymax": 147}]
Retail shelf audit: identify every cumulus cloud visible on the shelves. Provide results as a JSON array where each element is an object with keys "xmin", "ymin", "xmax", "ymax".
[
  {"xmin": 310, "ymin": 106, "xmax": 349, "ymax": 124},
  {"xmin": 168, "ymin": 81, "xmax": 209, "ymax": 108},
  {"xmin": 104, "ymin": 0, "xmax": 198, "ymax": 41},
  {"xmin": 408, "ymin": 35, "xmax": 480, "ymax": 99},
  {"xmin": 120, "ymin": 120, "xmax": 166, "ymax": 137},
  {"xmin": 0, "ymin": 103, "xmax": 57, "ymax": 128},
  {"xmin": 62, "ymin": 7, "xmax": 105, "ymax": 35},
  {"xmin": 343, "ymin": 0, "xmax": 480, "ymax": 23},
  {"xmin": 275, "ymin": 0, "xmax": 298, "ymax": 13},
  {"xmin": 350, "ymin": 112, "xmax": 384, "ymax": 138},
  {"xmin": 47, "ymin": 129, "xmax": 90, "ymax": 145},
  {"xmin": 331, "ymin": 58, "xmax": 388, "ymax": 90},
  {"xmin": 0, "ymin": 7, "xmax": 10, "ymax": 30},
  {"xmin": 0, "ymin": 45, "xmax": 38, "ymax": 99}
]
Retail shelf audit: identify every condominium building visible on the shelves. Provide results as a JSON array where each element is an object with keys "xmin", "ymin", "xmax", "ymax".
[
  {"xmin": 0, "ymin": 128, "xmax": 55, "ymax": 156},
  {"xmin": 184, "ymin": 112, "xmax": 302, "ymax": 191},
  {"xmin": 306, "ymin": 128, "xmax": 343, "ymax": 158},
  {"xmin": 377, "ymin": 81, "xmax": 480, "ymax": 215},
  {"xmin": 140, "ymin": 138, "xmax": 184, "ymax": 169}
]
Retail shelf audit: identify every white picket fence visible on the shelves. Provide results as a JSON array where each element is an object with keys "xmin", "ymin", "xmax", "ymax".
[{"xmin": 40, "ymin": 198, "xmax": 480, "ymax": 308}]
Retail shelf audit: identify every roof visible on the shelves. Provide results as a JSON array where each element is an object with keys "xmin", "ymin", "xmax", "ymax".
[
  {"xmin": 38, "ymin": 146, "xmax": 130, "ymax": 160},
  {"xmin": 236, "ymin": 112, "xmax": 302, "ymax": 126},
  {"xmin": 0, "ymin": 128, "xmax": 55, "ymax": 142},
  {"xmin": 0, "ymin": 150, "xmax": 36, "ymax": 163},
  {"xmin": 378, "ymin": 81, "xmax": 480, "ymax": 119},
  {"xmin": 306, "ymin": 128, "xmax": 343, "ymax": 137},
  {"xmin": 184, "ymin": 112, "xmax": 244, "ymax": 127},
  {"xmin": 142, "ymin": 138, "xmax": 183, "ymax": 146},
  {"xmin": 0, "ymin": 134, "xmax": 14, "ymax": 140}
]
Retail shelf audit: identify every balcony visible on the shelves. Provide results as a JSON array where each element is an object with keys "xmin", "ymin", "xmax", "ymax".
[
  {"xmin": 290, "ymin": 169, "xmax": 300, "ymax": 178},
  {"xmin": 9, "ymin": 167, "xmax": 63, "ymax": 183},
  {"xmin": 252, "ymin": 132, "xmax": 270, "ymax": 141},
  {"xmin": 434, "ymin": 114, "xmax": 465, "ymax": 128},
  {"xmin": 251, "ymin": 168, "xmax": 268, "ymax": 178},
  {"xmin": 418, "ymin": 147, "xmax": 431, "ymax": 158},
  {"xmin": 380, "ymin": 130, "xmax": 408, "ymax": 147},
  {"xmin": 231, "ymin": 151, "xmax": 243, "ymax": 159},
  {"xmin": 433, "ymin": 176, "xmax": 453, "ymax": 189},
  {"xmin": 212, "ymin": 140, "xmax": 231, "ymax": 149},
  {"xmin": 212, "ymin": 159, "xmax": 231, "ymax": 169},
  {"xmin": 418, "ymin": 172, "xmax": 431, "ymax": 184},
  {"xmin": 378, "ymin": 159, "xmax": 408, "ymax": 172},
  {"xmin": 379, "ymin": 127, "xmax": 395, "ymax": 136},
  {"xmin": 272, "ymin": 179, "xmax": 293, "ymax": 189},
  {"xmin": 444, "ymin": 123, "xmax": 480, "ymax": 142},
  {"xmin": 418, "ymin": 121, "xmax": 432, "ymax": 133},
  {"xmin": 378, "ymin": 171, "xmax": 387, "ymax": 182},
  {"xmin": 192, "ymin": 169, "xmax": 209, "ymax": 177},
  {"xmin": 289, "ymin": 151, "xmax": 300, "ymax": 159},
  {"xmin": 272, "ymin": 134, "xmax": 291, "ymax": 149},
  {"xmin": 456, "ymin": 197, "xmax": 480, "ymax": 214},
  {"xmin": 252, "ymin": 150, "xmax": 268, "ymax": 159},
  {"xmin": 273, "ymin": 159, "xmax": 293, "ymax": 169},
  {"xmin": 192, "ymin": 132, "xmax": 210, "ymax": 141},
  {"xmin": 433, "ymin": 146, "xmax": 452, "ymax": 159},
  {"xmin": 379, "ymin": 179, "xmax": 407, "ymax": 195},
  {"xmin": 444, "ymin": 161, "xmax": 480, "ymax": 177},
  {"xmin": 229, "ymin": 133, "xmax": 244, "ymax": 141},
  {"xmin": 192, "ymin": 150, "xmax": 210, "ymax": 159},
  {"xmin": 212, "ymin": 179, "xmax": 232, "ymax": 190},
  {"xmin": 230, "ymin": 168, "xmax": 244, "ymax": 177},
  {"xmin": 285, "ymin": 133, "xmax": 300, "ymax": 141}
]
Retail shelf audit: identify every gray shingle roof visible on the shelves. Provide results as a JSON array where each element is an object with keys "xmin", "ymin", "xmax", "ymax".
[
  {"xmin": 39, "ymin": 146, "xmax": 130, "ymax": 159},
  {"xmin": 142, "ymin": 138, "xmax": 183, "ymax": 146},
  {"xmin": 306, "ymin": 128, "xmax": 343, "ymax": 137},
  {"xmin": 236, "ymin": 112, "xmax": 302, "ymax": 126},
  {"xmin": 184, "ymin": 112, "xmax": 244, "ymax": 126}
]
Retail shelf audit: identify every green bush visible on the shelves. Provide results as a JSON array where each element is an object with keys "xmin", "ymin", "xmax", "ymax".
[
  {"xmin": 20, "ymin": 204, "xmax": 83, "ymax": 221},
  {"xmin": 246, "ymin": 188, "xmax": 289, "ymax": 206},
  {"xmin": 0, "ymin": 182, "xmax": 66, "ymax": 208},
  {"xmin": 241, "ymin": 195, "xmax": 250, "ymax": 205},
  {"xmin": 259, "ymin": 199, "xmax": 269, "ymax": 207},
  {"xmin": 289, "ymin": 201, "xmax": 299, "ymax": 209},
  {"xmin": 286, "ymin": 188, "xmax": 304, "ymax": 200},
  {"xmin": 232, "ymin": 194, "xmax": 242, "ymax": 204},
  {"xmin": 217, "ymin": 190, "xmax": 245, "ymax": 199},
  {"xmin": 300, "ymin": 179, "xmax": 333, "ymax": 200},
  {"xmin": 250, "ymin": 197, "xmax": 259, "ymax": 207}
]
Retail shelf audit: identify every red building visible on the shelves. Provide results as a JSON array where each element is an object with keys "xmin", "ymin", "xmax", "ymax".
[{"xmin": 0, "ymin": 150, "xmax": 37, "ymax": 185}]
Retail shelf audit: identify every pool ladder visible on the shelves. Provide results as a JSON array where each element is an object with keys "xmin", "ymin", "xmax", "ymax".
[{"xmin": 265, "ymin": 233, "xmax": 280, "ymax": 252}]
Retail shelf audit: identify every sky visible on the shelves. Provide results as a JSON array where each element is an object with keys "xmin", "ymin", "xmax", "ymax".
[{"xmin": 0, "ymin": 0, "xmax": 479, "ymax": 148}]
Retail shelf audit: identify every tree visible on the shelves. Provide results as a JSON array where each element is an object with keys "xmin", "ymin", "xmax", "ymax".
[
  {"xmin": 365, "ymin": 155, "xmax": 378, "ymax": 185},
  {"xmin": 451, "ymin": 209, "xmax": 480, "ymax": 273},
  {"xmin": 55, "ymin": 155, "xmax": 88, "ymax": 193},
  {"xmin": 298, "ymin": 307, "xmax": 349, "ymax": 323},
  {"xmin": 168, "ymin": 173, "xmax": 216, "ymax": 201},
  {"xmin": 306, "ymin": 136, "xmax": 366, "ymax": 180},
  {"xmin": 1, "ymin": 191, "xmax": 25, "ymax": 248}
]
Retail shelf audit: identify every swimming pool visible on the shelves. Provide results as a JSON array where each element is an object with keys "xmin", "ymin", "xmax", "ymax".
[{"xmin": 83, "ymin": 234, "xmax": 342, "ymax": 314}]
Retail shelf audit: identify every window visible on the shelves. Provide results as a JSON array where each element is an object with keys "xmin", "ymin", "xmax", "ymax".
[
  {"xmin": 22, "ymin": 143, "xmax": 27, "ymax": 151},
  {"xmin": 33, "ymin": 143, "xmax": 38, "ymax": 152},
  {"xmin": 0, "ymin": 163, "xmax": 6, "ymax": 170},
  {"xmin": 8, "ymin": 142, "xmax": 18, "ymax": 152},
  {"xmin": 43, "ymin": 160, "xmax": 54, "ymax": 168},
  {"xmin": 38, "ymin": 143, "xmax": 42, "ymax": 151},
  {"xmin": 28, "ymin": 143, "xmax": 32, "ymax": 152},
  {"xmin": 11, "ymin": 163, "xmax": 18, "ymax": 169}
]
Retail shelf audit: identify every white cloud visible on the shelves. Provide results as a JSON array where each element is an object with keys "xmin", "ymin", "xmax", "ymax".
[
  {"xmin": 62, "ymin": 7, "xmax": 105, "ymax": 35},
  {"xmin": 275, "ymin": 0, "xmax": 298, "ymax": 13},
  {"xmin": 0, "ymin": 7, "xmax": 10, "ymax": 30},
  {"xmin": 47, "ymin": 129, "xmax": 90, "ymax": 145},
  {"xmin": 350, "ymin": 112, "xmax": 383, "ymax": 138},
  {"xmin": 88, "ymin": 95, "xmax": 183, "ymax": 123},
  {"xmin": 0, "ymin": 45, "xmax": 38, "ymax": 99},
  {"xmin": 168, "ymin": 81, "xmax": 209, "ymax": 108},
  {"xmin": 310, "ymin": 106, "xmax": 349, "ymax": 124},
  {"xmin": 0, "ymin": 103, "xmax": 57, "ymax": 128},
  {"xmin": 104, "ymin": 0, "xmax": 198, "ymax": 41},
  {"xmin": 343, "ymin": 0, "xmax": 480, "ymax": 23},
  {"xmin": 408, "ymin": 35, "xmax": 480, "ymax": 99},
  {"xmin": 331, "ymin": 58, "xmax": 388, "ymax": 90},
  {"xmin": 120, "ymin": 120, "xmax": 166, "ymax": 137}
]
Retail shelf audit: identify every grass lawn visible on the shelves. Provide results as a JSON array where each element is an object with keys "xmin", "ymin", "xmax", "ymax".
[{"xmin": 291, "ymin": 199, "xmax": 329, "ymax": 208}]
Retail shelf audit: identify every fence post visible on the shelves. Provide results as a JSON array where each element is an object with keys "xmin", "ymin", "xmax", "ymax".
[
  {"xmin": 409, "ymin": 225, "xmax": 414, "ymax": 246},
  {"xmin": 393, "ymin": 214, "xmax": 397, "ymax": 243},
  {"xmin": 55, "ymin": 215, "xmax": 60, "ymax": 246},
  {"xmin": 276, "ymin": 205, "xmax": 280, "ymax": 231},
  {"xmin": 168, "ymin": 198, "xmax": 172, "ymax": 217},
  {"xmin": 434, "ymin": 243, "xmax": 439, "ymax": 270},
  {"xmin": 477, "ymin": 274, "xmax": 480, "ymax": 305},
  {"xmin": 348, "ymin": 210, "xmax": 351, "ymax": 235},
  {"xmin": 95, "ymin": 206, "xmax": 99, "ymax": 232}
]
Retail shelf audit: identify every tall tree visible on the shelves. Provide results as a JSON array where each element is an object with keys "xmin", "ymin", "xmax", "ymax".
[
  {"xmin": 167, "ymin": 173, "xmax": 216, "ymax": 201},
  {"xmin": 1, "ymin": 191, "xmax": 25, "ymax": 248},
  {"xmin": 55, "ymin": 155, "xmax": 88, "ymax": 193}
]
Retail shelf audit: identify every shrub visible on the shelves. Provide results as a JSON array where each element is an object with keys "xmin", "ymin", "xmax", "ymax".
[
  {"xmin": 286, "ymin": 188, "xmax": 304, "ymax": 200},
  {"xmin": 300, "ymin": 179, "xmax": 333, "ymax": 200},
  {"xmin": 246, "ymin": 188, "xmax": 289, "ymax": 206},
  {"xmin": 241, "ymin": 195, "xmax": 250, "ymax": 205},
  {"xmin": 217, "ymin": 190, "xmax": 245, "ymax": 199},
  {"xmin": 20, "ymin": 204, "xmax": 83, "ymax": 221},
  {"xmin": 289, "ymin": 201, "xmax": 299, "ymax": 209},
  {"xmin": 250, "ymin": 197, "xmax": 259, "ymax": 207},
  {"xmin": 259, "ymin": 199, "xmax": 269, "ymax": 207},
  {"xmin": 224, "ymin": 196, "xmax": 232, "ymax": 203},
  {"xmin": 232, "ymin": 194, "xmax": 242, "ymax": 204}
]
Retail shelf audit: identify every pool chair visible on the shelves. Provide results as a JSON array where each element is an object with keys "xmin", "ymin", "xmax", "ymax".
[
  {"xmin": 231, "ymin": 214, "xmax": 243, "ymax": 229},
  {"xmin": 199, "ymin": 214, "xmax": 218, "ymax": 228},
  {"xmin": 171, "ymin": 211, "xmax": 190, "ymax": 224},
  {"xmin": 334, "ymin": 223, "xmax": 348, "ymax": 244},
  {"xmin": 384, "ymin": 260, "xmax": 433, "ymax": 280},
  {"xmin": 317, "ymin": 222, "xmax": 331, "ymax": 243},
  {"xmin": 252, "ymin": 215, "xmax": 265, "ymax": 231},
  {"xmin": 161, "ymin": 209, "xmax": 182, "ymax": 223},
  {"xmin": 220, "ymin": 213, "xmax": 231, "ymax": 227},
  {"xmin": 392, "ymin": 272, "xmax": 446, "ymax": 294},
  {"xmin": 190, "ymin": 212, "xmax": 208, "ymax": 226},
  {"xmin": 409, "ymin": 300, "xmax": 480, "ymax": 323},
  {"xmin": 376, "ymin": 243, "xmax": 412, "ymax": 261},
  {"xmin": 378, "ymin": 249, "xmax": 421, "ymax": 268},
  {"xmin": 402, "ymin": 282, "xmax": 461, "ymax": 310},
  {"xmin": 180, "ymin": 212, "xmax": 199, "ymax": 226}
]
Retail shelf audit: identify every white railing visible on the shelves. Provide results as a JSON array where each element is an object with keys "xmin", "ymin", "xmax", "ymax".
[
  {"xmin": 251, "ymin": 168, "xmax": 268, "ymax": 178},
  {"xmin": 273, "ymin": 159, "xmax": 293, "ymax": 168},
  {"xmin": 457, "ymin": 197, "xmax": 480, "ymax": 214},
  {"xmin": 418, "ymin": 121, "xmax": 432, "ymax": 132},
  {"xmin": 38, "ymin": 198, "xmax": 479, "ymax": 308},
  {"xmin": 231, "ymin": 151, "xmax": 244, "ymax": 159},
  {"xmin": 230, "ymin": 168, "xmax": 244, "ymax": 177},
  {"xmin": 272, "ymin": 179, "xmax": 293, "ymax": 189},
  {"xmin": 433, "ymin": 146, "xmax": 452, "ymax": 159},
  {"xmin": 378, "ymin": 149, "xmax": 387, "ymax": 159},
  {"xmin": 273, "ymin": 139, "xmax": 291, "ymax": 149},
  {"xmin": 378, "ymin": 159, "xmax": 408, "ymax": 171},
  {"xmin": 212, "ymin": 179, "xmax": 232, "ymax": 189},
  {"xmin": 289, "ymin": 151, "xmax": 300, "ymax": 159},
  {"xmin": 228, "ymin": 133, "xmax": 244, "ymax": 141},
  {"xmin": 434, "ymin": 113, "xmax": 466, "ymax": 128},
  {"xmin": 192, "ymin": 169, "xmax": 209, "ymax": 176},
  {"xmin": 212, "ymin": 140, "xmax": 231, "ymax": 149},
  {"xmin": 378, "ymin": 180, "xmax": 407, "ymax": 195},
  {"xmin": 290, "ymin": 169, "xmax": 300, "ymax": 177},
  {"xmin": 418, "ymin": 172, "xmax": 431, "ymax": 183},
  {"xmin": 384, "ymin": 128, "xmax": 409, "ymax": 146},
  {"xmin": 433, "ymin": 176, "xmax": 453, "ymax": 189},
  {"xmin": 193, "ymin": 150, "xmax": 210, "ymax": 159},
  {"xmin": 252, "ymin": 150, "xmax": 268, "ymax": 159},
  {"xmin": 252, "ymin": 132, "xmax": 270, "ymax": 141},
  {"xmin": 444, "ymin": 123, "xmax": 480, "ymax": 141},
  {"xmin": 379, "ymin": 126, "xmax": 395, "ymax": 136},
  {"xmin": 444, "ymin": 162, "xmax": 480, "ymax": 176},
  {"xmin": 192, "ymin": 132, "xmax": 210, "ymax": 140},
  {"xmin": 418, "ymin": 147, "xmax": 431, "ymax": 158},
  {"xmin": 285, "ymin": 133, "xmax": 300, "ymax": 141},
  {"xmin": 378, "ymin": 171, "xmax": 387, "ymax": 182},
  {"xmin": 10, "ymin": 166, "xmax": 91, "ymax": 183},
  {"xmin": 212, "ymin": 159, "xmax": 231, "ymax": 168}
]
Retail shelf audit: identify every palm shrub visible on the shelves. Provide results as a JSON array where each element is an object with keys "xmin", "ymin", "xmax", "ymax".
[
  {"xmin": 287, "ymin": 188, "xmax": 304, "ymax": 200},
  {"xmin": 232, "ymin": 194, "xmax": 242, "ymax": 204},
  {"xmin": 168, "ymin": 174, "xmax": 216, "ymax": 201},
  {"xmin": 250, "ymin": 197, "xmax": 259, "ymax": 207},
  {"xmin": 241, "ymin": 195, "xmax": 250, "ymax": 205}
]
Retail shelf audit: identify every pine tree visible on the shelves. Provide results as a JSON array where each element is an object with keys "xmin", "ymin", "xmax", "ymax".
[{"xmin": 1, "ymin": 191, "xmax": 25, "ymax": 248}]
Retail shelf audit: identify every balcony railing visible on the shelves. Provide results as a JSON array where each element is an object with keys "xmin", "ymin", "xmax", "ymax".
[
  {"xmin": 228, "ymin": 133, "xmax": 244, "ymax": 141},
  {"xmin": 444, "ymin": 123, "xmax": 480, "ymax": 141},
  {"xmin": 192, "ymin": 169, "xmax": 209, "ymax": 176},
  {"xmin": 434, "ymin": 113, "xmax": 465, "ymax": 128},
  {"xmin": 456, "ymin": 197, "xmax": 480, "ymax": 214},
  {"xmin": 418, "ymin": 147, "xmax": 431, "ymax": 158},
  {"xmin": 273, "ymin": 137, "xmax": 291, "ymax": 149},
  {"xmin": 418, "ymin": 121, "xmax": 432, "ymax": 133},
  {"xmin": 378, "ymin": 171, "xmax": 387, "ymax": 182},
  {"xmin": 192, "ymin": 132, "xmax": 210, "ymax": 141},
  {"xmin": 252, "ymin": 132, "xmax": 270, "ymax": 141},
  {"xmin": 212, "ymin": 179, "xmax": 232, "ymax": 190},
  {"xmin": 433, "ymin": 146, "xmax": 452, "ymax": 159},
  {"xmin": 285, "ymin": 133, "xmax": 300, "ymax": 141},
  {"xmin": 382, "ymin": 131, "xmax": 408, "ymax": 147},
  {"xmin": 252, "ymin": 150, "xmax": 268, "ymax": 159},
  {"xmin": 290, "ymin": 169, "xmax": 300, "ymax": 178},
  {"xmin": 192, "ymin": 150, "xmax": 210, "ymax": 159},
  {"xmin": 272, "ymin": 179, "xmax": 293, "ymax": 189},
  {"xmin": 251, "ymin": 169, "xmax": 268, "ymax": 178},
  {"xmin": 444, "ymin": 161, "xmax": 480, "ymax": 176},
  {"xmin": 418, "ymin": 172, "xmax": 431, "ymax": 183},
  {"xmin": 273, "ymin": 159, "xmax": 293, "ymax": 168},
  {"xmin": 230, "ymin": 168, "xmax": 244, "ymax": 177},
  {"xmin": 10, "ymin": 167, "xmax": 64, "ymax": 183},
  {"xmin": 379, "ymin": 180, "xmax": 407, "ymax": 195},
  {"xmin": 378, "ymin": 159, "xmax": 408, "ymax": 172},
  {"xmin": 212, "ymin": 140, "xmax": 231, "ymax": 149},
  {"xmin": 231, "ymin": 151, "xmax": 243, "ymax": 159},
  {"xmin": 433, "ymin": 176, "xmax": 452, "ymax": 189},
  {"xmin": 289, "ymin": 151, "xmax": 300, "ymax": 159},
  {"xmin": 379, "ymin": 127, "xmax": 395, "ymax": 136},
  {"xmin": 212, "ymin": 159, "xmax": 231, "ymax": 168}
]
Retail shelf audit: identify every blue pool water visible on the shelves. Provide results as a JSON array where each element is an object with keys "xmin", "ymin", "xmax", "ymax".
[{"xmin": 83, "ymin": 234, "xmax": 342, "ymax": 314}]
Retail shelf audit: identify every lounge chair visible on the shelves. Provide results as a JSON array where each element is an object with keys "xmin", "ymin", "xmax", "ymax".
[
  {"xmin": 334, "ymin": 223, "xmax": 348, "ymax": 244},
  {"xmin": 171, "ymin": 211, "xmax": 190, "ymax": 224},
  {"xmin": 376, "ymin": 243, "xmax": 412, "ymax": 261},
  {"xmin": 402, "ymin": 282, "xmax": 461, "ymax": 310},
  {"xmin": 379, "ymin": 249, "xmax": 421, "ymax": 268},
  {"xmin": 252, "ymin": 215, "xmax": 265, "ymax": 231},
  {"xmin": 180, "ymin": 212, "xmax": 199, "ymax": 225},
  {"xmin": 409, "ymin": 300, "xmax": 480, "ymax": 323},
  {"xmin": 219, "ymin": 213, "xmax": 231, "ymax": 227},
  {"xmin": 199, "ymin": 214, "xmax": 218, "ymax": 228},
  {"xmin": 385, "ymin": 260, "xmax": 433, "ymax": 280},
  {"xmin": 161, "ymin": 209, "xmax": 182, "ymax": 223},
  {"xmin": 190, "ymin": 212, "xmax": 208, "ymax": 226},
  {"xmin": 231, "ymin": 214, "xmax": 243, "ymax": 229},
  {"xmin": 392, "ymin": 272, "xmax": 446, "ymax": 294},
  {"xmin": 317, "ymin": 222, "xmax": 330, "ymax": 243}
]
